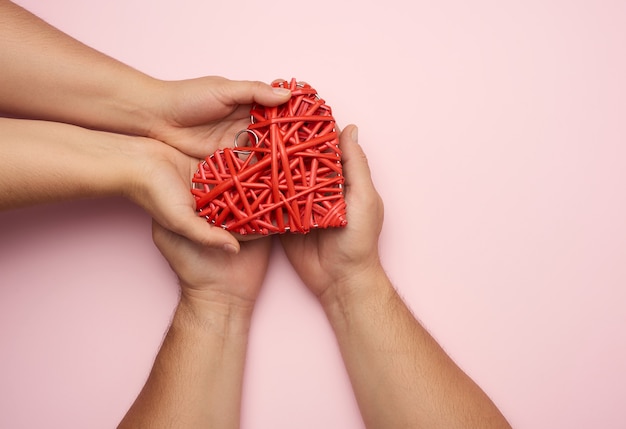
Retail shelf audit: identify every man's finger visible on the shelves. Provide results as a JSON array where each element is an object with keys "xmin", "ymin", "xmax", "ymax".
[{"xmin": 340, "ymin": 124, "xmax": 375, "ymax": 191}]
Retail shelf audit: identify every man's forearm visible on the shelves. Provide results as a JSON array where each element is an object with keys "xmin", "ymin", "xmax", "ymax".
[
  {"xmin": 0, "ymin": 1, "xmax": 158, "ymax": 136},
  {"xmin": 321, "ymin": 269, "xmax": 511, "ymax": 429},
  {"xmin": 118, "ymin": 296, "xmax": 253, "ymax": 429}
]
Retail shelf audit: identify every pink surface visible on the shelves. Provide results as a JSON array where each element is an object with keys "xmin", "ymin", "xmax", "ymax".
[{"xmin": 1, "ymin": 1, "xmax": 625, "ymax": 428}]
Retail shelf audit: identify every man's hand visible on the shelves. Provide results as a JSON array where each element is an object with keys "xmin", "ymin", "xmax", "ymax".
[
  {"xmin": 280, "ymin": 125, "xmax": 386, "ymax": 299},
  {"xmin": 119, "ymin": 214, "xmax": 272, "ymax": 429},
  {"xmin": 151, "ymin": 221, "xmax": 272, "ymax": 310},
  {"xmin": 281, "ymin": 125, "xmax": 512, "ymax": 429}
]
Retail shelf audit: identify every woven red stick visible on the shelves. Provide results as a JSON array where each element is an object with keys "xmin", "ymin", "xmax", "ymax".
[{"xmin": 191, "ymin": 78, "xmax": 347, "ymax": 235}]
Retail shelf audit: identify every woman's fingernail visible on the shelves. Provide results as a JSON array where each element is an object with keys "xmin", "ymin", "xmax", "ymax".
[
  {"xmin": 223, "ymin": 243, "xmax": 239, "ymax": 254},
  {"xmin": 272, "ymin": 87, "xmax": 291, "ymax": 97},
  {"xmin": 351, "ymin": 126, "xmax": 359, "ymax": 142}
]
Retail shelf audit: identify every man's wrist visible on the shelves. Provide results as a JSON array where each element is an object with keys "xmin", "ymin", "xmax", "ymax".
[
  {"xmin": 176, "ymin": 291, "xmax": 255, "ymax": 338},
  {"xmin": 318, "ymin": 264, "xmax": 393, "ymax": 324}
]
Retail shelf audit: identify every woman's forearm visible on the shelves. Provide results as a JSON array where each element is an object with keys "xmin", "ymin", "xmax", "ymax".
[
  {"xmin": 0, "ymin": 0, "xmax": 159, "ymax": 136},
  {"xmin": 0, "ymin": 117, "xmax": 137, "ymax": 210},
  {"xmin": 321, "ymin": 269, "xmax": 512, "ymax": 429}
]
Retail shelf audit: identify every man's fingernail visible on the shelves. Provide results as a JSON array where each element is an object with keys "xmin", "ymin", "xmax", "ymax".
[
  {"xmin": 351, "ymin": 126, "xmax": 359, "ymax": 142},
  {"xmin": 223, "ymin": 243, "xmax": 239, "ymax": 254},
  {"xmin": 272, "ymin": 87, "xmax": 291, "ymax": 97}
]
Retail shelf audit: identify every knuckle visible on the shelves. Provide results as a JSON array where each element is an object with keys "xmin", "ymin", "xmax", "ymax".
[{"xmin": 248, "ymin": 80, "xmax": 266, "ymax": 93}]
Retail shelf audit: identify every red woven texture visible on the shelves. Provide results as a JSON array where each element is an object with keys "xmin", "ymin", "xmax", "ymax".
[{"xmin": 192, "ymin": 78, "xmax": 347, "ymax": 235}]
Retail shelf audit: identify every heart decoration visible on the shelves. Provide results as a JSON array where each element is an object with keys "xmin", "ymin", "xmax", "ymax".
[{"xmin": 191, "ymin": 78, "xmax": 347, "ymax": 235}]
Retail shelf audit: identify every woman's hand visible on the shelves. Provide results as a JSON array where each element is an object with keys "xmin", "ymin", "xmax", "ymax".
[
  {"xmin": 125, "ymin": 138, "xmax": 244, "ymax": 252},
  {"xmin": 146, "ymin": 77, "xmax": 291, "ymax": 158},
  {"xmin": 0, "ymin": 3, "xmax": 290, "ymax": 160},
  {"xmin": 0, "ymin": 116, "xmax": 241, "ymax": 252}
]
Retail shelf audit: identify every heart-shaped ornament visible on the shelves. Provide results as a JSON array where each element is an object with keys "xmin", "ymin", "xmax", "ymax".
[{"xmin": 191, "ymin": 78, "xmax": 347, "ymax": 235}]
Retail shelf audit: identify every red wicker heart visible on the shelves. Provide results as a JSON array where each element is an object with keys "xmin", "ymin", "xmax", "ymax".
[{"xmin": 191, "ymin": 78, "xmax": 347, "ymax": 235}]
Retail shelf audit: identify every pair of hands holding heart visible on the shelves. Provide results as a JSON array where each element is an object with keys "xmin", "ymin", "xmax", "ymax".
[{"xmin": 142, "ymin": 77, "xmax": 384, "ymax": 309}]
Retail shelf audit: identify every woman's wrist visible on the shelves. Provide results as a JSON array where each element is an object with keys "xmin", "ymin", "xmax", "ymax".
[
  {"xmin": 112, "ymin": 76, "xmax": 187, "ymax": 141},
  {"xmin": 115, "ymin": 134, "xmax": 193, "ymax": 214},
  {"xmin": 100, "ymin": 75, "xmax": 165, "ymax": 138}
]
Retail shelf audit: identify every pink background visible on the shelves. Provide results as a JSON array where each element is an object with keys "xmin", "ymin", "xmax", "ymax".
[{"xmin": 1, "ymin": 0, "xmax": 625, "ymax": 428}]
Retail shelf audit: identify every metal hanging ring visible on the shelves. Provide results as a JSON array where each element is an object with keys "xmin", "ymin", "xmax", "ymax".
[{"xmin": 233, "ymin": 129, "xmax": 259, "ymax": 154}]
